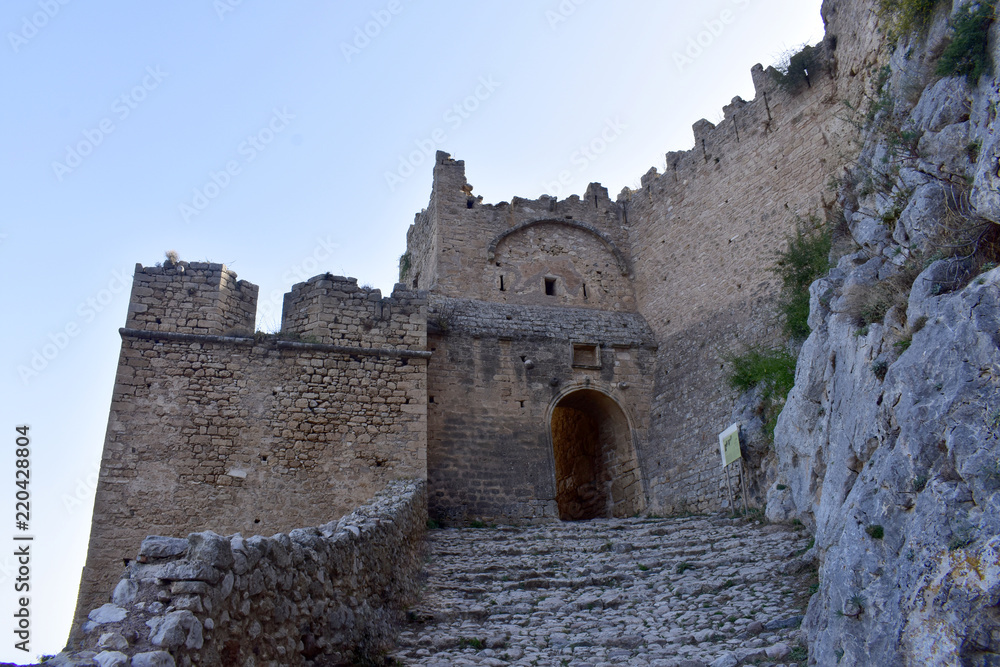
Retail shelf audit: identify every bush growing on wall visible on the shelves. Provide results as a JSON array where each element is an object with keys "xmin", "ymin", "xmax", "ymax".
[
  {"xmin": 724, "ymin": 217, "xmax": 831, "ymax": 441},
  {"xmin": 770, "ymin": 44, "xmax": 825, "ymax": 93},
  {"xmin": 398, "ymin": 251, "xmax": 412, "ymax": 282}
]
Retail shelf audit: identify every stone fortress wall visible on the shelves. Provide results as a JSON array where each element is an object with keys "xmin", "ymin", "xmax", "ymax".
[
  {"xmin": 70, "ymin": 480, "xmax": 426, "ymax": 665},
  {"xmin": 73, "ymin": 262, "xmax": 429, "ymax": 637},
  {"xmin": 625, "ymin": 64, "xmax": 849, "ymax": 512},
  {"xmin": 405, "ymin": 156, "xmax": 658, "ymax": 523},
  {"xmin": 423, "ymin": 294, "xmax": 658, "ymax": 524},
  {"xmin": 623, "ymin": 0, "xmax": 883, "ymax": 511},
  {"xmin": 404, "ymin": 0, "xmax": 875, "ymax": 518},
  {"xmin": 72, "ymin": 0, "xmax": 887, "ymax": 650}
]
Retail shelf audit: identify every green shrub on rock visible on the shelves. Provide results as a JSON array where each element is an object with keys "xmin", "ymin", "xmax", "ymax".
[
  {"xmin": 773, "ymin": 218, "xmax": 832, "ymax": 340},
  {"xmin": 877, "ymin": 0, "xmax": 946, "ymax": 41},
  {"xmin": 936, "ymin": 0, "xmax": 996, "ymax": 85}
]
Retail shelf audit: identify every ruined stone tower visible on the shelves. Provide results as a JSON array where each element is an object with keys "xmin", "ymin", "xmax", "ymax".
[{"xmin": 405, "ymin": 153, "xmax": 656, "ymax": 523}]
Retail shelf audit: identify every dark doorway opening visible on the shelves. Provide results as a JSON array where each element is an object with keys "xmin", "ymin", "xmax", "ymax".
[{"xmin": 550, "ymin": 389, "xmax": 643, "ymax": 520}]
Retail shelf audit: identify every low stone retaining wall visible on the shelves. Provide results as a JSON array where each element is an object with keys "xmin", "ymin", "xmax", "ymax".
[{"xmin": 61, "ymin": 479, "xmax": 426, "ymax": 666}]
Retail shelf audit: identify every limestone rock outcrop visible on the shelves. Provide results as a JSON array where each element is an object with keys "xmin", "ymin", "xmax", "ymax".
[{"xmin": 768, "ymin": 3, "xmax": 1000, "ymax": 662}]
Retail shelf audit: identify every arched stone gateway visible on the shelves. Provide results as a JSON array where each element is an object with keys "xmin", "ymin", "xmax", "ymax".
[{"xmin": 548, "ymin": 389, "xmax": 644, "ymax": 520}]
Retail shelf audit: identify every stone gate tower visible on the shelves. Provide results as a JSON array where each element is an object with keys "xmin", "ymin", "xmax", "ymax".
[{"xmin": 402, "ymin": 152, "xmax": 657, "ymax": 523}]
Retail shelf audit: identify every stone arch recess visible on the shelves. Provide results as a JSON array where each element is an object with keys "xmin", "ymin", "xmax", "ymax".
[
  {"xmin": 487, "ymin": 219, "xmax": 631, "ymax": 277},
  {"xmin": 545, "ymin": 384, "xmax": 645, "ymax": 520}
]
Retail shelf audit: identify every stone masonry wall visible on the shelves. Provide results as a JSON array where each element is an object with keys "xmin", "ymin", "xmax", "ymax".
[
  {"xmin": 403, "ymin": 58, "xmax": 861, "ymax": 515},
  {"xmin": 425, "ymin": 296, "xmax": 656, "ymax": 523},
  {"xmin": 64, "ymin": 479, "xmax": 426, "ymax": 666},
  {"xmin": 401, "ymin": 5, "xmax": 876, "ymax": 514},
  {"xmin": 621, "ymin": 40, "xmax": 867, "ymax": 512},
  {"xmin": 73, "ymin": 263, "xmax": 428, "ymax": 641},
  {"xmin": 489, "ymin": 220, "xmax": 636, "ymax": 311},
  {"xmin": 126, "ymin": 261, "xmax": 258, "ymax": 336},
  {"xmin": 281, "ymin": 273, "xmax": 426, "ymax": 349},
  {"xmin": 404, "ymin": 156, "xmax": 632, "ymax": 310}
]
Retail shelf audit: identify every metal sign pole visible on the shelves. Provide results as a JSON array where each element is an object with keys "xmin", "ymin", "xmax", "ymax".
[
  {"xmin": 738, "ymin": 459, "xmax": 748, "ymax": 515},
  {"xmin": 724, "ymin": 463, "xmax": 735, "ymax": 513}
]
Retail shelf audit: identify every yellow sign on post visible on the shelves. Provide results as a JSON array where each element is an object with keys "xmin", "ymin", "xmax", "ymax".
[
  {"xmin": 718, "ymin": 423, "xmax": 747, "ymax": 514},
  {"xmin": 718, "ymin": 423, "xmax": 741, "ymax": 468}
]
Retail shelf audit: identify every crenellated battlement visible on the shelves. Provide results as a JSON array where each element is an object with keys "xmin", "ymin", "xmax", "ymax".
[
  {"xmin": 281, "ymin": 274, "xmax": 426, "ymax": 349},
  {"xmin": 403, "ymin": 43, "xmax": 841, "ymax": 314},
  {"xmin": 125, "ymin": 261, "xmax": 259, "ymax": 336},
  {"xmin": 123, "ymin": 261, "xmax": 428, "ymax": 352},
  {"xmin": 428, "ymin": 150, "xmax": 620, "ymax": 221},
  {"xmin": 628, "ymin": 48, "xmax": 836, "ymax": 203}
]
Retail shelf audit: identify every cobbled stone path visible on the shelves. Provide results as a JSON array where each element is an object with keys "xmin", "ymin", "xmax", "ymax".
[{"xmin": 392, "ymin": 515, "xmax": 814, "ymax": 667}]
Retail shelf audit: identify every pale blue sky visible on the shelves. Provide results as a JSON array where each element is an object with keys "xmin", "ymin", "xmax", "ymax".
[{"xmin": 0, "ymin": 0, "xmax": 823, "ymax": 657}]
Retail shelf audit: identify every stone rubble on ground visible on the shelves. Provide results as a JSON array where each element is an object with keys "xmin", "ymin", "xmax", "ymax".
[{"xmin": 392, "ymin": 515, "xmax": 813, "ymax": 666}]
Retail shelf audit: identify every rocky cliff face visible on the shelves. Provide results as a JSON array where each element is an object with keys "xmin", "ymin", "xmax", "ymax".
[{"xmin": 767, "ymin": 1, "xmax": 1000, "ymax": 664}]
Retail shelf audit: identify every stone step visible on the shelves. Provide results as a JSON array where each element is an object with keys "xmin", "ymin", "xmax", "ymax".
[{"xmin": 393, "ymin": 515, "xmax": 815, "ymax": 665}]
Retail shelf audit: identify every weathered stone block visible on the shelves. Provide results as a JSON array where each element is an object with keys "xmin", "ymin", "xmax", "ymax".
[
  {"xmin": 130, "ymin": 651, "xmax": 176, "ymax": 667},
  {"xmin": 138, "ymin": 536, "xmax": 188, "ymax": 562}
]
